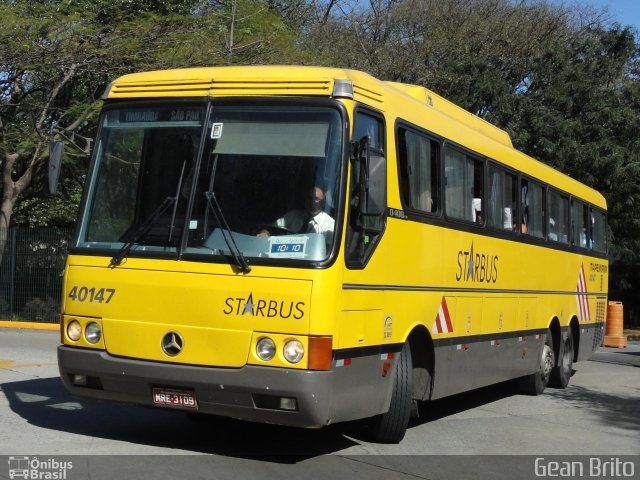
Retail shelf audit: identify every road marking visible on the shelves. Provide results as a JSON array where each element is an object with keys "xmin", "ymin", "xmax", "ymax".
[{"xmin": 0, "ymin": 359, "xmax": 56, "ymax": 369}]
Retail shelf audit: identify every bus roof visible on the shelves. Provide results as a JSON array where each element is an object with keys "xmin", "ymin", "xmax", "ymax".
[{"xmin": 105, "ymin": 65, "xmax": 606, "ymax": 209}]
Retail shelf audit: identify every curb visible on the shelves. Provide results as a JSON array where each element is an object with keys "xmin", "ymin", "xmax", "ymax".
[{"xmin": 0, "ymin": 320, "xmax": 59, "ymax": 331}]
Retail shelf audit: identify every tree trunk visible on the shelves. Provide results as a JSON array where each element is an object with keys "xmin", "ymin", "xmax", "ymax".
[{"xmin": 0, "ymin": 151, "xmax": 36, "ymax": 266}]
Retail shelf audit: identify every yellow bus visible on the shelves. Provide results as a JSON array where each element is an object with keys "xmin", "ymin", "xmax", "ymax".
[{"xmin": 58, "ymin": 66, "xmax": 608, "ymax": 443}]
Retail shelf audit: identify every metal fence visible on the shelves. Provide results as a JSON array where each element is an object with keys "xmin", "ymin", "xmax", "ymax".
[{"xmin": 0, "ymin": 227, "xmax": 74, "ymax": 323}]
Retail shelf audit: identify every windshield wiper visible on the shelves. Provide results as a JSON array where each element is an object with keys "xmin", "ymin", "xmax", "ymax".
[
  {"xmin": 204, "ymin": 191, "xmax": 251, "ymax": 274},
  {"xmin": 110, "ymin": 196, "xmax": 177, "ymax": 267}
]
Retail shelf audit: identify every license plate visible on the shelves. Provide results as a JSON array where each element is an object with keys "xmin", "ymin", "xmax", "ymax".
[{"xmin": 152, "ymin": 388, "xmax": 198, "ymax": 409}]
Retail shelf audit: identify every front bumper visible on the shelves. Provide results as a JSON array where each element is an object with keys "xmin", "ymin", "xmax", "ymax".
[{"xmin": 58, "ymin": 346, "xmax": 333, "ymax": 428}]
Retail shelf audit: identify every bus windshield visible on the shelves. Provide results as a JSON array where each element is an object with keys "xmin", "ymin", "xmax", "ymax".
[{"xmin": 76, "ymin": 103, "xmax": 344, "ymax": 265}]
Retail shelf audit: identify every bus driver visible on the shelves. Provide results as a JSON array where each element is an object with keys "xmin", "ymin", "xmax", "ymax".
[{"xmin": 257, "ymin": 186, "xmax": 335, "ymax": 237}]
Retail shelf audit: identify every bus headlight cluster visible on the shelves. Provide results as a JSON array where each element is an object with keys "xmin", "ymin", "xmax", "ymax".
[
  {"xmin": 66, "ymin": 319, "xmax": 101, "ymax": 344},
  {"xmin": 255, "ymin": 337, "xmax": 305, "ymax": 364},
  {"xmin": 66, "ymin": 320, "xmax": 82, "ymax": 341},
  {"xmin": 256, "ymin": 337, "xmax": 276, "ymax": 361},
  {"xmin": 283, "ymin": 340, "xmax": 304, "ymax": 364},
  {"xmin": 85, "ymin": 322, "xmax": 102, "ymax": 344}
]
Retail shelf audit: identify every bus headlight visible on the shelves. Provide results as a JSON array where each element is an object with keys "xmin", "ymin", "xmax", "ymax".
[
  {"xmin": 283, "ymin": 339, "xmax": 304, "ymax": 364},
  {"xmin": 67, "ymin": 320, "xmax": 82, "ymax": 341},
  {"xmin": 256, "ymin": 337, "xmax": 276, "ymax": 361},
  {"xmin": 84, "ymin": 322, "xmax": 102, "ymax": 344}
]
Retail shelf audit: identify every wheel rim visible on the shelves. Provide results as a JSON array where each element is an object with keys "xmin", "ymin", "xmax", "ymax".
[
  {"xmin": 540, "ymin": 344, "xmax": 554, "ymax": 382},
  {"xmin": 562, "ymin": 339, "xmax": 572, "ymax": 372}
]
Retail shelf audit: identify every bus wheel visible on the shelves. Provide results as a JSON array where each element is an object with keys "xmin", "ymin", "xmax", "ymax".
[
  {"xmin": 369, "ymin": 342, "xmax": 412, "ymax": 443},
  {"xmin": 520, "ymin": 329, "xmax": 554, "ymax": 395},
  {"xmin": 550, "ymin": 329, "xmax": 573, "ymax": 388}
]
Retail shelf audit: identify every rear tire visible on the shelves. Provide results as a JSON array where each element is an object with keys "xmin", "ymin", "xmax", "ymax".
[
  {"xmin": 520, "ymin": 329, "xmax": 554, "ymax": 395},
  {"xmin": 550, "ymin": 328, "xmax": 573, "ymax": 388},
  {"xmin": 369, "ymin": 342, "xmax": 412, "ymax": 443}
]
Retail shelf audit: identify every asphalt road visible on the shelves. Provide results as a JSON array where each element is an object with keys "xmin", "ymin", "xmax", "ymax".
[{"xmin": 0, "ymin": 328, "xmax": 638, "ymax": 480}]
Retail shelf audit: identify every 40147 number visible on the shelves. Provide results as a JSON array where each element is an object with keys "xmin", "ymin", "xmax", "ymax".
[{"xmin": 68, "ymin": 286, "xmax": 116, "ymax": 304}]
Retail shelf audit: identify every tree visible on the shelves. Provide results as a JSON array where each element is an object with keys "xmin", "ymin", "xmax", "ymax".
[
  {"xmin": 299, "ymin": 0, "xmax": 640, "ymax": 293},
  {"xmin": 0, "ymin": 0, "xmax": 298, "ymax": 260},
  {"xmin": 0, "ymin": 1, "xmax": 98, "ymax": 259},
  {"xmin": 493, "ymin": 25, "xmax": 640, "ymax": 271}
]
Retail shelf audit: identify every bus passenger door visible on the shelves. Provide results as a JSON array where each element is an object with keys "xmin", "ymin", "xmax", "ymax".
[{"xmin": 336, "ymin": 110, "xmax": 392, "ymax": 418}]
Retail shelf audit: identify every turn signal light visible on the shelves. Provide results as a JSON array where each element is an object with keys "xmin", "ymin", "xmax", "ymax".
[{"xmin": 308, "ymin": 336, "xmax": 332, "ymax": 370}]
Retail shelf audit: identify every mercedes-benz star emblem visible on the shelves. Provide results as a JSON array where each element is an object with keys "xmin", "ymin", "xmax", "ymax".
[{"xmin": 161, "ymin": 331, "xmax": 184, "ymax": 356}]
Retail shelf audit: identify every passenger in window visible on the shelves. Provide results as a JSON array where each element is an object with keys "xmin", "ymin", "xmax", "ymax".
[
  {"xmin": 472, "ymin": 198, "xmax": 482, "ymax": 223},
  {"xmin": 580, "ymin": 223, "xmax": 593, "ymax": 249},
  {"xmin": 257, "ymin": 186, "xmax": 335, "ymax": 236},
  {"xmin": 580, "ymin": 223, "xmax": 593, "ymax": 248},
  {"xmin": 417, "ymin": 190, "xmax": 434, "ymax": 212},
  {"xmin": 548, "ymin": 218, "xmax": 558, "ymax": 241},
  {"xmin": 521, "ymin": 184, "xmax": 529, "ymax": 234},
  {"xmin": 503, "ymin": 207, "xmax": 513, "ymax": 230},
  {"xmin": 521, "ymin": 206, "xmax": 529, "ymax": 234}
]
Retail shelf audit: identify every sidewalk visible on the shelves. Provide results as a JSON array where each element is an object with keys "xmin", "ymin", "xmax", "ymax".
[{"xmin": 625, "ymin": 329, "xmax": 640, "ymax": 341}]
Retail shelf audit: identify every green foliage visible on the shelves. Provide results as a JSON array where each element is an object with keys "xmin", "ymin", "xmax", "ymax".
[
  {"xmin": 489, "ymin": 26, "xmax": 640, "ymax": 268},
  {"xmin": 1, "ymin": 0, "xmax": 298, "ymax": 230},
  {"xmin": 20, "ymin": 297, "xmax": 60, "ymax": 323},
  {"xmin": 13, "ymin": 178, "xmax": 82, "ymax": 227},
  {"xmin": 299, "ymin": 0, "xmax": 640, "ymax": 292}
]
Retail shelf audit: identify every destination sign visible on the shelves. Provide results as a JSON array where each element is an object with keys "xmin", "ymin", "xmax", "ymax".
[{"xmin": 117, "ymin": 108, "xmax": 203, "ymax": 124}]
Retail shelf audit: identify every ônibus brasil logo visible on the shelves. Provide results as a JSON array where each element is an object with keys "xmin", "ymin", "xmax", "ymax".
[{"xmin": 8, "ymin": 456, "xmax": 72, "ymax": 480}]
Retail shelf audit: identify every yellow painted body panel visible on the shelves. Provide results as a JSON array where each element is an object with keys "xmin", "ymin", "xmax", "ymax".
[
  {"xmin": 61, "ymin": 255, "xmax": 333, "ymax": 368},
  {"xmin": 362, "ymin": 218, "xmax": 608, "ymax": 345}
]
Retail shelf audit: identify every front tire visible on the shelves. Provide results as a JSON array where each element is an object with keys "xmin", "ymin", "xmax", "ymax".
[
  {"xmin": 520, "ymin": 329, "xmax": 554, "ymax": 395},
  {"xmin": 550, "ymin": 329, "xmax": 573, "ymax": 388},
  {"xmin": 369, "ymin": 342, "xmax": 413, "ymax": 443}
]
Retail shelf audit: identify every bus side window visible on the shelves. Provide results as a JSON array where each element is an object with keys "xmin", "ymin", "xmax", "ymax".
[
  {"xmin": 353, "ymin": 113, "xmax": 383, "ymax": 150},
  {"xmin": 521, "ymin": 179, "xmax": 544, "ymax": 238},
  {"xmin": 571, "ymin": 200, "xmax": 589, "ymax": 248},
  {"xmin": 548, "ymin": 189, "xmax": 569, "ymax": 244},
  {"xmin": 591, "ymin": 208, "xmax": 607, "ymax": 253},
  {"xmin": 488, "ymin": 165, "xmax": 517, "ymax": 231},
  {"xmin": 398, "ymin": 128, "xmax": 439, "ymax": 214},
  {"xmin": 444, "ymin": 147, "xmax": 483, "ymax": 223}
]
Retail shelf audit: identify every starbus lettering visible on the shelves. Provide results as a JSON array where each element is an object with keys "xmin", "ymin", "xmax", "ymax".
[
  {"xmin": 223, "ymin": 292, "xmax": 305, "ymax": 319},
  {"xmin": 456, "ymin": 242, "xmax": 498, "ymax": 283}
]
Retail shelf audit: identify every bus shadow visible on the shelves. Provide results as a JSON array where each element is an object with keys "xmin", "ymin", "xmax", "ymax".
[
  {"xmin": 1, "ymin": 376, "xmax": 357, "ymax": 461},
  {"xmin": 415, "ymin": 380, "xmax": 519, "ymax": 425},
  {"xmin": 335, "ymin": 380, "xmax": 522, "ymax": 442}
]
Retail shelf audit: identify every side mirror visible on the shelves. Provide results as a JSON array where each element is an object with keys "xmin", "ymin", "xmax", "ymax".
[
  {"xmin": 48, "ymin": 140, "xmax": 64, "ymax": 195},
  {"xmin": 350, "ymin": 136, "xmax": 386, "ymax": 231},
  {"xmin": 365, "ymin": 148, "xmax": 385, "ymax": 217}
]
